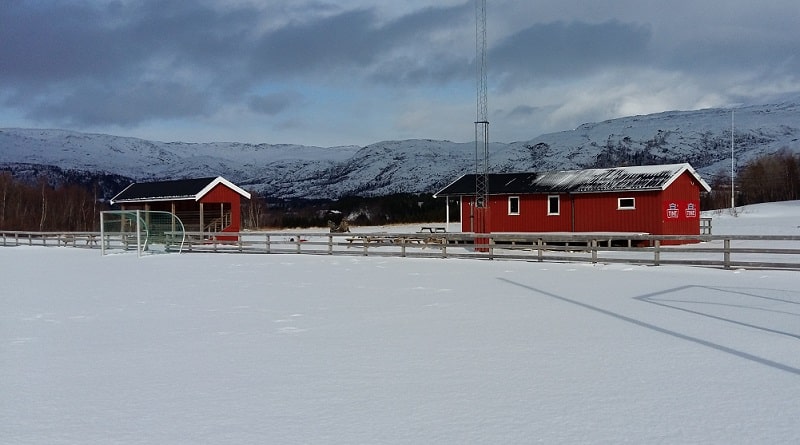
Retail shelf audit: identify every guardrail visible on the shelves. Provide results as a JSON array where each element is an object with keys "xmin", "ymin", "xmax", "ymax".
[{"xmin": 3, "ymin": 230, "xmax": 799, "ymax": 270}]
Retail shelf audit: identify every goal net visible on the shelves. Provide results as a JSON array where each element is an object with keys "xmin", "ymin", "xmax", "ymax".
[{"xmin": 100, "ymin": 210, "xmax": 186, "ymax": 256}]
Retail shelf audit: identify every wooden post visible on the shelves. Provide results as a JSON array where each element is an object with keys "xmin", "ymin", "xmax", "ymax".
[
  {"xmin": 537, "ymin": 238, "xmax": 543, "ymax": 262},
  {"xmin": 653, "ymin": 239, "xmax": 661, "ymax": 266},
  {"xmin": 724, "ymin": 238, "xmax": 731, "ymax": 269}
]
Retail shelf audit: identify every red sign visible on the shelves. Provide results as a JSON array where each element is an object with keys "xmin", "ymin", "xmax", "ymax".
[{"xmin": 664, "ymin": 201, "xmax": 699, "ymax": 220}]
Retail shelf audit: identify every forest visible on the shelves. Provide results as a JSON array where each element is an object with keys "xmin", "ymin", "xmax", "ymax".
[{"xmin": 2, "ymin": 150, "xmax": 799, "ymax": 232}]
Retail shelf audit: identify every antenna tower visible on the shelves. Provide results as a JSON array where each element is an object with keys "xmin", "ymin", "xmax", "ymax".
[{"xmin": 474, "ymin": 0, "xmax": 489, "ymax": 231}]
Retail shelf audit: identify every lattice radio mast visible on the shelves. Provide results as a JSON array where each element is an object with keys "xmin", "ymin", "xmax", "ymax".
[{"xmin": 474, "ymin": 0, "xmax": 489, "ymax": 232}]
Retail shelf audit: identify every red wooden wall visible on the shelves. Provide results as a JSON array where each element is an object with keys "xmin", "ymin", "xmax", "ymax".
[
  {"xmin": 200, "ymin": 184, "xmax": 243, "ymax": 233},
  {"xmin": 458, "ymin": 171, "xmax": 703, "ymax": 241}
]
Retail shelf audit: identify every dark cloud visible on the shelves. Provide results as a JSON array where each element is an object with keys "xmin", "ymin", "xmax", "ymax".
[
  {"xmin": 248, "ymin": 92, "xmax": 304, "ymax": 115},
  {"xmin": 506, "ymin": 105, "xmax": 538, "ymax": 119},
  {"xmin": 0, "ymin": 1, "xmax": 135, "ymax": 83},
  {"xmin": 664, "ymin": 37, "xmax": 800, "ymax": 78},
  {"xmin": 0, "ymin": 1, "xmax": 257, "ymax": 92},
  {"xmin": 0, "ymin": 0, "xmax": 470, "ymax": 127},
  {"xmin": 249, "ymin": 4, "xmax": 469, "ymax": 81},
  {"xmin": 249, "ymin": 9, "xmax": 378, "ymax": 76},
  {"xmin": 490, "ymin": 21, "xmax": 652, "ymax": 87},
  {"xmin": 28, "ymin": 80, "xmax": 210, "ymax": 126}
]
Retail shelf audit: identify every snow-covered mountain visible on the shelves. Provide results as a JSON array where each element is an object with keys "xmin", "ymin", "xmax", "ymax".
[{"xmin": 2, "ymin": 100, "xmax": 799, "ymax": 199}]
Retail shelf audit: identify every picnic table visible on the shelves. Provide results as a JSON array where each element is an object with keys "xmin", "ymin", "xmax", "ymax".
[{"xmin": 418, "ymin": 226, "xmax": 446, "ymax": 233}]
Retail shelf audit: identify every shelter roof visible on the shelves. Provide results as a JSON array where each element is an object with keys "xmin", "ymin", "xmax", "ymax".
[
  {"xmin": 434, "ymin": 163, "xmax": 711, "ymax": 197},
  {"xmin": 110, "ymin": 176, "xmax": 251, "ymax": 204}
]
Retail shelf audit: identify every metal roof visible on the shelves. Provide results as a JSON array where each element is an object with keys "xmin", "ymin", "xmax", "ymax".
[
  {"xmin": 110, "ymin": 176, "xmax": 251, "ymax": 204},
  {"xmin": 434, "ymin": 164, "xmax": 711, "ymax": 197}
]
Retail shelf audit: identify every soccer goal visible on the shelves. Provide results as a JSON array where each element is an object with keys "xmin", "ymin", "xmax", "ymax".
[{"xmin": 100, "ymin": 210, "xmax": 186, "ymax": 256}]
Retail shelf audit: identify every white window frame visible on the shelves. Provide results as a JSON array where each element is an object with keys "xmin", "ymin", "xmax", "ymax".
[
  {"xmin": 508, "ymin": 196, "xmax": 520, "ymax": 215},
  {"xmin": 618, "ymin": 197, "xmax": 636, "ymax": 210},
  {"xmin": 547, "ymin": 195, "xmax": 560, "ymax": 215}
]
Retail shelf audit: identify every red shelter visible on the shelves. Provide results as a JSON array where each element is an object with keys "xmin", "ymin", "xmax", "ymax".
[
  {"xmin": 110, "ymin": 176, "xmax": 251, "ymax": 238},
  {"xmin": 434, "ymin": 163, "xmax": 711, "ymax": 244}
]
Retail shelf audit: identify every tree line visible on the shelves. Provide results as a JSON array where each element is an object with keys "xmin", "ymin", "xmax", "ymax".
[
  {"xmin": 0, "ymin": 172, "xmax": 105, "ymax": 231},
  {"xmin": 703, "ymin": 148, "xmax": 800, "ymax": 209}
]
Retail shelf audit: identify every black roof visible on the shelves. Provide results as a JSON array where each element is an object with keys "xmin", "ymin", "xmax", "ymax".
[
  {"xmin": 110, "ymin": 177, "xmax": 250, "ymax": 204},
  {"xmin": 434, "ymin": 164, "xmax": 711, "ymax": 197}
]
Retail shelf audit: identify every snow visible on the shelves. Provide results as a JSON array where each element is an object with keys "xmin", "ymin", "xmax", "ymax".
[{"xmin": 2, "ymin": 202, "xmax": 800, "ymax": 444}]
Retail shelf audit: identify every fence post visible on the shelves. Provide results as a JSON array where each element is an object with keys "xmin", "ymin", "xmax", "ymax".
[
  {"xmin": 295, "ymin": 236, "xmax": 301, "ymax": 254},
  {"xmin": 400, "ymin": 238, "xmax": 406, "ymax": 257},
  {"xmin": 537, "ymin": 238, "xmax": 543, "ymax": 262},
  {"xmin": 723, "ymin": 238, "xmax": 731, "ymax": 269},
  {"xmin": 266, "ymin": 235, "xmax": 270, "ymax": 254},
  {"xmin": 328, "ymin": 235, "xmax": 333, "ymax": 255},
  {"xmin": 654, "ymin": 239, "xmax": 661, "ymax": 266},
  {"xmin": 591, "ymin": 239, "xmax": 598, "ymax": 264}
]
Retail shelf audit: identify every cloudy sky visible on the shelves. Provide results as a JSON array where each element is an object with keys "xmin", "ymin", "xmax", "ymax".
[{"xmin": 2, "ymin": 0, "xmax": 799, "ymax": 147}]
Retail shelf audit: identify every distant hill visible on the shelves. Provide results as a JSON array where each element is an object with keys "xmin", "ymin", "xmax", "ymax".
[{"xmin": 2, "ymin": 100, "xmax": 799, "ymax": 200}]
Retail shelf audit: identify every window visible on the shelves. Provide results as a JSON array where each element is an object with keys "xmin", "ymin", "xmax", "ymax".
[
  {"xmin": 508, "ymin": 196, "xmax": 520, "ymax": 215},
  {"xmin": 618, "ymin": 197, "xmax": 635, "ymax": 209},
  {"xmin": 548, "ymin": 195, "xmax": 560, "ymax": 215}
]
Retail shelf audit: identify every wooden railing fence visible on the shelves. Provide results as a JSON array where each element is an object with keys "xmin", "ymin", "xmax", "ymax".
[{"xmin": 2, "ymin": 230, "xmax": 799, "ymax": 271}]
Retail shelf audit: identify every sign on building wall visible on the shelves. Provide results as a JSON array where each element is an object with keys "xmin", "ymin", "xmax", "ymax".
[{"xmin": 664, "ymin": 201, "xmax": 699, "ymax": 221}]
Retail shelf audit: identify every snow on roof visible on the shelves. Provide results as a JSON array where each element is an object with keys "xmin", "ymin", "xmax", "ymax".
[
  {"xmin": 110, "ymin": 176, "xmax": 251, "ymax": 204},
  {"xmin": 434, "ymin": 164, "xmax": 711, "ymax": 197}
]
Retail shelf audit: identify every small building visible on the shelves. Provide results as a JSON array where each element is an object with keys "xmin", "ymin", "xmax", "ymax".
[
  {"xmin": 110, "ymin": 176, "xmax": 251, "ymax": 237},
  {"xmin": 434, "ymin": 163, "xmax": 711, "ymax": 244}
]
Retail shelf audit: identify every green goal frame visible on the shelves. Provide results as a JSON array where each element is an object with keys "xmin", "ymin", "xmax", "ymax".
[{"xmin": 100, "ymin": 210, "xmax": 186, "ymax": 256}]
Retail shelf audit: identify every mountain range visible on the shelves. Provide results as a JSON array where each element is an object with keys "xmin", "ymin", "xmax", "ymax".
[{"xmin": 2, "ymin": 100, "xmax": 799, "ymax": 200}]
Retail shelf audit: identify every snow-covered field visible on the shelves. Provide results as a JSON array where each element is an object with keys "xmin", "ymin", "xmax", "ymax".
[{"xmin": 2, "ymin": 202, "xmax": 800, "ymax": 444}]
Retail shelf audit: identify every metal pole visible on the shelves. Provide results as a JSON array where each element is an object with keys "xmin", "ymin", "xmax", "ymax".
[
  {"xmin": 731, "ymin": 109, "xmax": 735, "ymax": 210},
  {"xmin": 100, "ymin": 212, "xmax": 105, "ymax": 256},
  {"xmin": 136, "ymin": 210, "xmax": 142, "ymax": 258},
  {"xmin": 445, "ymin": 199, "xmax": 450, "ymax": 229}
]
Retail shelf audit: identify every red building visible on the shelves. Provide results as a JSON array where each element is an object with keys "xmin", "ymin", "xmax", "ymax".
[
  {"xmin": 110, "ymin": 176, "xmax": 251, "ymax": 238},
  {"xmin": 434, "ymin": 164, "xmax": 711, "ymax": 243}
]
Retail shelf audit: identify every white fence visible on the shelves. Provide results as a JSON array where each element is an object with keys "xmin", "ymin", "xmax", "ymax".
[{"xmin": 3, "ymin": 230, "xmax": 800, "ymax": 270}]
